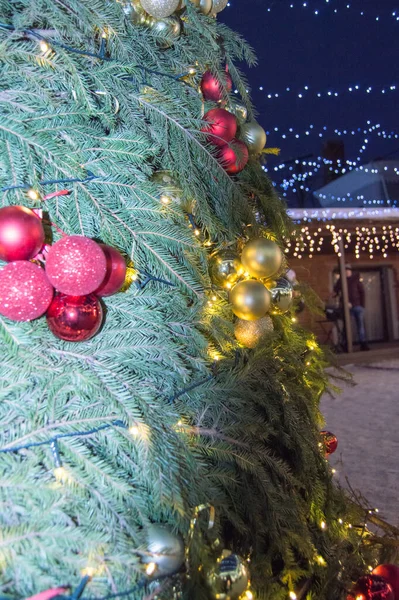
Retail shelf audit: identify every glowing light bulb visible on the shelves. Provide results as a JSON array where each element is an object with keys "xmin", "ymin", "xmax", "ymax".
[
  {"xmin": 160, "ymin": 194, "xmax": 171, "ymax": 205},
  {"xmin": 320, "ymin": 520, "xmax": 327, "ymax": 530},
  {"xmin": 27, "ymin": 189, "xmax": 40, "ymax": 201},
  {"xmin": 129, "ymin": 425, "xmax": 139, "ymax": 436},
  {"xmin": 194, "ymin": 229, "xmax": 200, "ymax": 236},
  {"xmin": 289, "ymin": 592, "xmax": 297, "ymax": 600},
  {"xmin": 145, "ymin": 562, "xmax": 157, "ymax": 576},
  {"xmin": 245, "ymin": 592, "xmax": 254, "ymax": 599},
  {"xmin": 39, "ymin": 41, "xmax": 49, "ymax": 53}
]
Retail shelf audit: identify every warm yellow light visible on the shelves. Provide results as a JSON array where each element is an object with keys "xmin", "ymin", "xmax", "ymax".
[
  {"xmin": 291, "ymin": 317, "xmax": 297, "ymax": 323},
  {"xmin": 27, "ymin": 188, "xmax": 40, "ymax": 201},
  {"xmin": 289, "ymin": 592, "xmax": 297, "ymax": 600},
  {"xmin": 145, "ymin": 562, "xmax": 157, "ymax": 576},
  {"xmin": 338, "ymin": 518, "xmax": 343, "ymax": 524},
  {"xmin": 368, "ymin": 565, "xmax": 373, "ymax": 572},
  {"xmin": 129, "ymin": 425, "xmax": 139, "ymax": 436},
  {"xmin": 316, "ymin": 555, "xmax": 327, "ymax": 566},
  {"xmin": 320, "ymin": 521, "xmax": 327, "ymax": 530},
  {"xmin": 331, "ymin": 468, "xmax": 336, "ymax": 474},
  {"xmin": 189, "ymin": 67, "xmax": 197, "ymax": 75},
  {"xmin": 81, "ymin": 566, "xmax": 96, "ymax": 577},
  {"xmin": 245, "ymin": 591, "xmax": 254, "ymax": 599},
  {"xmin": 194, "ymin": 229, "xmax": 200, "ymax": 236},
  {"xmin": 225, "ymin": 282, "xmax": 232, "ymax": 289},
  {"xmin": 160, "ymin": 194, "xmax": 170, "ymax": 205},
  {"xmin": 39, "ymin": 41, "xmax": 49, "ymax": 53},
  {"xmin": 212, "ymin": 295, "xmax": 217, "ymax": 301}
]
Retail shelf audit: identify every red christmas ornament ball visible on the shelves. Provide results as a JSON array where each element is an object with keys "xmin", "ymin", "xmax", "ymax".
[
  {"xmin": 95, "ymin": 244, "xmax": 126, "ymax": 297},
  {"xmin": 0, "ymin": 205, "xmax": 45, "ymax": 262},
  {"xmin": 45, "ymin": 236, "xmax": 107, "ymax": 296},
  {"xmin": 0, "ymin": 261, "xmax": 53, "ymax": 321},
  {"xmin": 218, "ymin": 139, "xmax": 249, "ymax": 175},
  {"xmin": 46, "ymin": 293, "xmax": 103, "ymax": 342},
  {"xmin": 201, "ymin": 108, "xmax": 237, "ymax": 147},
  {"xmin": 373, "ymin": 565, "xmax": 399, "ymax": 599},
  {"xmin": 347, "ymin": 575, "xmax": 394, "ymax": 600},
  {"xmin": 200, "ymin": 70, "xmax": 233, "ymax": 102},
  {"xmin": 320, "ymin": 430, "xmax": 338, "ymax": 456}
]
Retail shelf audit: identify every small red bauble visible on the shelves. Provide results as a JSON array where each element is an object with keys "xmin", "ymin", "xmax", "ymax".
[
  {"xmin": 347, "ymin": 575, "xmax": 394, "ymax": 600},
  {"xmin": 95, "ymin": 244, "xmax": 126, "ymax": 297},
  {"xmin": 320, "ymin": 430, "xmax": 338, "ymax": 456},
  {"xmin": 46, "ymin": 293, "xmax": 103, "ymax": 342},
  {"xmin": 373, "ymin": 565, "xmax": 399, "ymax": 599},
  {"xmin": 0, "ymin": 205, "xmax": 45, "ymax": 262},
  {"xmin": 0, "ymin": 261, "xmax": 53, "ymax": 321},
  {"xmin": 201, "ymin": 108, "xmax": 237, "ymax": 147},
  {"xmin": 200, "ymin": 70, "xmax": 233, "ymax": 102},
  {"xmin": 45, "ymin": 236, "xmax": 107, "ymax": 296},
  {"xmin": 218, "ymin": 139, "xmax": 249, "ymax": 175}
]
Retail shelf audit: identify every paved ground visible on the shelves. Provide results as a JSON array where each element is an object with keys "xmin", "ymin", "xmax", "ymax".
[{"xmin": 321, "ymin": 358, "xmax": 399, "ymax": 526}]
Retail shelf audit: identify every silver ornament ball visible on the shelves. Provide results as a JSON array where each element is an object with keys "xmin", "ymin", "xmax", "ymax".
[
  {"xmin": 140, "ymin": 0, "xmax": 180, "ymax": 18},
  {"xmin": 208, "ymin": 553, "xmax": 250, "ymax": 600},
  {"xmin": 240, "ymin": 121, "xmax": 267, "ymax": 154},
  {"xmin": 271, "ymin": 277, "xmax": 293, "ymax": 313},
  {"xmin": 151, "ymin": 170, "xmax": 182, "ymax": 204},
  {"xmin": 143, "ymin": 524, "xmax": 185, "ymax": 576}
]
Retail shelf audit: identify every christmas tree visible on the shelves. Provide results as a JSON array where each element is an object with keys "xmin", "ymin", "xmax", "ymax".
[{"xmin": 0, "ymin": 1, "xmax": 396, "ymax": 600}]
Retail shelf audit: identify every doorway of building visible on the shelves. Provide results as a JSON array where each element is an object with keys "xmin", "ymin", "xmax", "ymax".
[{"xmin": 332, "ymin": 266, "xmax": 398, "ymax": 344}]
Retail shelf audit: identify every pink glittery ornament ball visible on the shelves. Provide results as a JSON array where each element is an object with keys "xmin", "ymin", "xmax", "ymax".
[
  {"xmin": 45, "ymin": 236, "xmax": 107, "ymax": 296},
  {"xmin": 95, "ymin": 244, "xmax": 127, "ymax": 297},
  {"xmin": 0, "ymin": 261, "xmax": 54, "ymax": 321},
  {"xmin": 46, "ymin": 293, "xmax": 103, "ymax": 342}
]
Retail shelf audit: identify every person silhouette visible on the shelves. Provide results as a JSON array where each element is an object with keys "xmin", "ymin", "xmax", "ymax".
[{"xmin": 334, "ymin": 265, "xmax": 370, "ymax": 351}]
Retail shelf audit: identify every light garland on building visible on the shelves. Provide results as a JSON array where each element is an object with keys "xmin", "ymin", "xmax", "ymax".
[{"xmin": 285, "ymin": 220, "xmax": 399, "ymax": 260}]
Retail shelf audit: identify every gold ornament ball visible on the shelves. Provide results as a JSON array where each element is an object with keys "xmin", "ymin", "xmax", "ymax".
[
  {"xmin": 150, "ymin": 15, "xmax": 181, "ymax": 45},
  {"xmin": 241, "ymin": 238, "xmax": 283, "ymax": 280},
  {"xmin": 190, "ymin": 0, "xmax": 213, "ymax": 14},
  {"xmin": 209, "ymin": 250, "xmax": 244, "ymax": 288},
  {"xmin": 208, "ymin": 552, "xmax": 250, "ymax": 600},
  {"xmin": 229, "ymin": 102, "xmax": 248, "ymax": 125},
  {"xmin": 234, "ymin": 315, "xmax": 274, "ymax": 348},
  {"xmin": 271, "ymin": 277, "xmax": 293, "ymax": 313},
  {"xmin": 210, "ymin": 0, "xmax": 228, "ymax": 13},
  {"xmin": 230, "ymin": 279, "xmax": 271, "ymax": 321},
  {"xmin": 124, "ymin": 0, "xmax": 148, "ymax": 24},
  {"xmin": 140, "ymin": 0, "xmax": 180, "ymax": 18},
  {"xmin": 240, "ymin": 120, "xmax": 267, "ymax": 154}
]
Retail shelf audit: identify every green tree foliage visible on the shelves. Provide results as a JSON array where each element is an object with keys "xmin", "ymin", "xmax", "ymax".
[{"xmin": 0, "ymin": 1, "xmax": 383, "ymax": 599}]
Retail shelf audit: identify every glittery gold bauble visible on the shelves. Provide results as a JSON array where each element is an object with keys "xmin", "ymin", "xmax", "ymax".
[
  {"xmin": 150, "ymin": 15, "xmax": 181, "ymax": 46},
  {"xmin": 241, "ymin": 238, "xmax": 282, "ymax": 280},
  {"xmin": 208, "ymin": 552, "xmax": 250, "ymax": 600},
  {"xmin": 210, "ymin": 0, "xmax": 228, "ymax": 13},
  {"xmin": 234, "ymin": 315, "xmax": 273, "ymax": 348},
  {"xmin": 190, "ymin": 0, "xmax": 213, "ymax": 14},
  {"xmin": 228, "ymin": 102, "xmax": 248, "ymax": 125},
  {"xmin": 230, "ymin": 280, "xmax": 271, "ymax": 321},
  {"xmin": 240, "ymin": 121, "xmax": 267, "ymax": 154},
  {"xmin": 209, "ymin": 250, "xmax": 244, "ymax": 288},
  {"xmin": 140, "ymin": 0, "xmax": 180, "ymax": 18},
  {"xmin": 270, "ymin": 277, "xmax": 293, "ymax": 313},
  {"xmin": 151, "ymin": 170, "xmax": 182, "ymax": 204}
]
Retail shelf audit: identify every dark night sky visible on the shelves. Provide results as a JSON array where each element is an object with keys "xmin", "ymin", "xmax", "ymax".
[{"xmin": 221, "ymin": 0, "xmax": 399, "ymax": 206}]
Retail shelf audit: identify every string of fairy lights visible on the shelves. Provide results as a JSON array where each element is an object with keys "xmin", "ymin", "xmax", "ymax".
[
  {"xmin": 254, "ymin": 83, "xmax": 397, "ymax": 101},
  {"xmin": 228, "ymin": 1, "xmax": 399, "ymax": 22}
]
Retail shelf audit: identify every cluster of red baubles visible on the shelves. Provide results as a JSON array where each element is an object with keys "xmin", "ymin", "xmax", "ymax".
[
  {"xmin": 0, "ymin": 205, "xmax": 126, "ymax": 341},
  {"xmin": 347, "ymin": 565, "xmax": 399, "ymax": 600},
  {"xmin": 200, "ymin": 70, "xmax": 249, "ymax": 175},
  {"xmin": 320, "ymin": 429, "xmax": 338, "ymax": 457}
]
